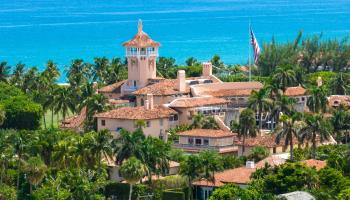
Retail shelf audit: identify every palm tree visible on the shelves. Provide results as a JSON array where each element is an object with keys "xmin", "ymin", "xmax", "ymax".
[
  {"xmin": 141, "ymin": 136, "xmax": 171, "ymax": 182},
  {"xmin": 82, "ymin": 94, "xmax": 110, "ymax": 130},
  {"xmin": 54, "ymin": 86, "xmax": 76, "ymax": 125},
  {"xmin": 23, "ymin": 156, "xmax": 47, "ymax": 194},
  {"xmin": 156, "ymin": 57, "xmax": 176, "ymax": 78},
  {"xmin": 331, "ymin": 107, "xmax": 349, "ymax": 143},
  {"xmin": 191, "ymin": 113, "xmax": 206, "ymax": 129},
  {"xmin": 329, "ymin": 73, "xmax": 350, "ymax": 95},
  {"xmin": 299, "ymin": 114, "xmax": 333, "ymax": 158},
  {"xmin": 307, "ymin": 86, "xmax": 328, "ymax": 113},
  {"xmin": 105, "ymin": 57, "xmax": 127, "ymax": 84},
  {"xmin": 274, "ymin": 114, "xmax": 303, "ymax": 161},
  {"xmin": 0, "ymin": 130, "xmax": 14, "ymax": 184},
  {"xmin": 113, "ymin": 129, "xmax": 145, "ymax": 164},
  {"xmin": 120, "ymin": 157, "xmax": 145, "ymax": 200},
  {"xmin": 0, "ymin": 61, "xmax": 11, "ymax": 83},
  {"xmin": 66, "ymin": 59, "xmax": 90, "ymax": 89},
  {"xmin": 93, "ymin": 57, "xmax": 110, "ymax": 83},
  {"xmin": 135, "ymin": 119, "xmax": 146, "ymax": 129},
  {"xmin": 10, "ymin": 62, "xmax": 25, "ymax": 87},
  {"xmin": 199, "ymin": 151, "xmax": 223, "ymax": 184},
  {"xmin": 248, "ymin": 88, "xmax": 272, "ymax": 132},
  {"xmin": 11, "ymin": 130, "xmax": 29, "ymax": 189},
  {"xmin": 180, "ymin": 154, "xmax": 203, "ymax": 200},
  {"xmin": 185, "ymin": 57, "xmax": 198, "ymax": 66},
  {"xmin": 22, "ymin": 67, "xmax": 40, "ymax": 94},
  {"xmin": 272, "ymin": 65, "xmax": 296, "ymax": 92},
  {"xmin": 270, "ymin": 95, "xmax": 296, "ymax": 126},
  {"xmin": 89, "ymin": 130, "xmax": 113, "ymax": 171},
  {"xmin": 234, "ymin": 108, "xmax": 257, "ymax": 154}
]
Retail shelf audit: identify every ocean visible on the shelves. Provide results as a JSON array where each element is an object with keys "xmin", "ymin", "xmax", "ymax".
[{"xmin": 0, "ymin": 0, "xmax": 350, "ymax": 82}]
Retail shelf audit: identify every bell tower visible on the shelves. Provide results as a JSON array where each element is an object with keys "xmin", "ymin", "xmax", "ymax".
[{"xmin": 122, "ymin": 20, "xmax": 160, "ymax": 95}]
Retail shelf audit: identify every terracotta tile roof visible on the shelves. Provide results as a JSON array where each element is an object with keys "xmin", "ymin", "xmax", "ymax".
[
  {"xmin": 191, "ymin": 82, "xmax": 263, "ymax": 97},
  {"xmin": 109, "ymin": 99, "xmax": 130, "ymax": 105},
  {"xmin": 255, "ymin": 155, "xmax": 286, "ymax": 168},
  {"xmin": 302, "ymin": 159, "xmax": 326, "ymax": 170},
  {"xmin": 123, "ymin": 22, "xmax": 160, "ymax": 48},
  {"xmin": 192, "ymin": 179, "xmax": 225, "ymax": 187},
  {"xmin": 94, "ymin": 105, "xmax": 177, "ymax": 120},
  {"xmin": 60, "ymin": 107, "xmax": 86, "ymax": 129},
  {"xmin": 193, "ymin": 155, "xmax": 286, "ymax": 187},
  {"xmin": 169, "ymin": 97, "xmax": 228, "ymax": 108},
  {"xmin": 177, "ymin": 129, "xmax": 235, "ymax": 138},
  {"xmin": 328, "ymin": 95, "xmax": 350, "ymax": 107},
  {"xmin": 235, "ymin": 134, "xmax": 299, "ymax": 148},
  {"xmin": 284, "ymin": 86, "xmax": 306, "ymax": 96},
  {"xmin": 133, "ymin": 79, "xmax": 190, "ymax": 96},
  {"xmin": 98, "ymin": 80, "xmax": 126, "ymax": 93}
]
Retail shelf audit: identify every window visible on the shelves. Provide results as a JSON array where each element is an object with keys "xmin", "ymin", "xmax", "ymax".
[
  {"xmin": 301, "ymin": 97, "xmax": 305, "ymax": 101},
  {"xmin": 146, "ymin": 121, "xmax": 151, "ymax": 127},
  {"xmin": 188, "ymin": 138, "xmax": 194, "ymax": 145},
  {"xmin": 159, "ymin": 129, "xmax": 164, "ymax": 140},
  {"xmin": 160, "ymin": 118, "xmax": 163, "ymax": 126},
  {"xmin": 133, "ymin": 80, "xmax": 137, "ymax": 87},
  {"xmin": 204, "ymin": 139, "xmax": 209, "ymax": 146},
  {"xmin": 195, "ymin": 139, "xmax": 202, "ymax": 145},
  {"xmin": 140, "ymin": 98, "xmax": 144, "ymax": 106},
  {"xmin": 116, "ymin": 127, "xmax": 122, "ymax": 132},
  {"xmin": 169, "ymin": 115, "xmax": 179, "ymax": 122},
  {"xmin": 101, "ymin": 120, "xmax": 106, "ymax": 126},
  {"xmin": 273, "ymin": 147, "xmax": 276, "ymax": 154}
]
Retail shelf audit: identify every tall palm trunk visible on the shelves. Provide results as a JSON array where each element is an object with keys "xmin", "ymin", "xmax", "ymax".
[
  {"xmin": 129, "ymin": 184, "xmax": 133, "ymax": 200},
  {"xmin": 290, "ymin": 136, "xmax": 294, "ymax": 161},
  {"xmin": 312, "ymin": 133, "xmax": 317, "ymax": 159},
  {"xmin": 189, "ymin": 178, "xmax": 193, "ymax": 200},
  {"xmin": 242, "ymin": 135, "xmax": 246, "ymax": 155},
  {"xmin": 43, "ymin": 112, "xmax": 47, "ymax": 129},
  {"xmin": 51, "ymin": 109, "xmax": 54, "ymax": 128},
  {"xmin": 259, "ymin": 107, "xmax": 263, "ymax": 133}
]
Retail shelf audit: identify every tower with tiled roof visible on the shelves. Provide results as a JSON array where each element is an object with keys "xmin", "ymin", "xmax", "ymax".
[{"xmin": 121, "ymin": 20, "xmax": 160, "ymax": 95}]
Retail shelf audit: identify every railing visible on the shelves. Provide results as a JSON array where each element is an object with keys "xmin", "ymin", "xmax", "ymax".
[
  {"xmin": 126, "ymin": 51, "xmax": 158, "ymax": 57},
  {"xmin": 173, "ymin": 143, "xmax": 235, "ymax": 150}
]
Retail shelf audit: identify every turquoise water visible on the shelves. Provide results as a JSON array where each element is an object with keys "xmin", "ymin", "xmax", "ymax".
[{"xmin": 0, "ymin": 0, "xmax": 350, "ymax": 81}]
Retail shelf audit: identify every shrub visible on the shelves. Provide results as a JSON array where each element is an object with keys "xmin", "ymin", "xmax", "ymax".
[
  {"xmin": 0, "ymin": 82, "xmax": 23, "ymax": 102},
  {"xmin": 162, "ymin": 188, "xmax": 188, "ymax": 200},
  {"xmin": 105, "ymin": 182, "xmax": 151, "ymax": 200},
  {"xmin": 0, "ymin": 96, "xmax": 42, "ymax": 130},
  {"xmin": 0, "ymin": 185, "xmax": 17, "ymax": 200}
]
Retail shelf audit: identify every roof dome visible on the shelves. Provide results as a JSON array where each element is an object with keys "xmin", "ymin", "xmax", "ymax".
[{"xmin": 123, "ymin": 19, "xmax": 160, "ymax": 48}]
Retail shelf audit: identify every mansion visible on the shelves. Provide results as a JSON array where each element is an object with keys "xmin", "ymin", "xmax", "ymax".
[{"xmin": 62, "ymin": 20, "xmax": 333, "ymax": 158}]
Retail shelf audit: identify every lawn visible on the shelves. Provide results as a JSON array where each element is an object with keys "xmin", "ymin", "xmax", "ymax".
[{"xmin": 41, "ymin": 110, "xmax": 74, "ymax": 129}]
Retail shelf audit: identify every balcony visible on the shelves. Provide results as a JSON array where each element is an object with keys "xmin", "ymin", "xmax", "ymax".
[
  {"xmin": 173, "ymin": 143, "xmax": 236, "ymax": 152},
  {"xmin": 126, "ymin": 48, "xmax": 158, "ymax": 57}
]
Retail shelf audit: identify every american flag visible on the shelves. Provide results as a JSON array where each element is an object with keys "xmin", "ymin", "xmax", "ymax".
[{"xmin": 250, "ymin": 26, "xmax": 261, "ymax": 64}]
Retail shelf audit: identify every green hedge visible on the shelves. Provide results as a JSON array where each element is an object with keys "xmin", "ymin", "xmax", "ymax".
[
  {"xmin": 105, "ymin": 182, "xmax": 151, "ymax": 200},
  {"xmin": 0, "ymin": 96, "xmax": 42, "ymax": 130},
  {"xmin": 162, "ymin": 188, "xmax": 189, "ymax": 200}
]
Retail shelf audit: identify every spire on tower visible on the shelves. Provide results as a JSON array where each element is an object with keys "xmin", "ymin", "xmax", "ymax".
[{"xmin": 138, "ymin": 19, "xmax": 143, "ymax": 33}]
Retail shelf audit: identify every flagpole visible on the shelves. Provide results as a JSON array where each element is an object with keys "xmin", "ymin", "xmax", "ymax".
[{"xmin": 248, "ymin": 20, "xmax": 251, "ymax": 82}]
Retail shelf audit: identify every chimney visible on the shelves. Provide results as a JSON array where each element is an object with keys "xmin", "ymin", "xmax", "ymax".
[
  {"xmin": 144, "ymin": 100, "xmax": 149, "ymax": 110},
  {"xmin": 246, "ymin": 161, "xmax": 255, "ymax": 169},
  {"xmin": 147, "ymin": 94, "xmax": 154, "ymax": 109},
  {"xmin": 177, "ymin": 70, "xmax": 186, "ymax": 93},
  {"xmin": 202, "ymin": 62, "xmax": 212, "ymax": 76}
]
